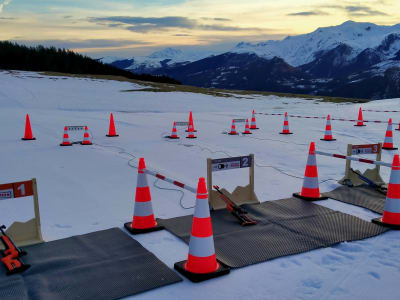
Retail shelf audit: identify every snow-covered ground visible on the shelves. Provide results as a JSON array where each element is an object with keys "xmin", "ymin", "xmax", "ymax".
[{"xmin": 0, "ymin": 70, "xmax": 399, "ymax": 299}]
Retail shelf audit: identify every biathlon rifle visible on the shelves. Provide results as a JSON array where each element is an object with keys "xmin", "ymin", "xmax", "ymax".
[
  {"xmin": 350, "ymin": 168, "xmax": 387, "ymax": 195},
  {"xmin": 0, "ymin": 225, "xmax": 30, "ymax": 275},
  {"xmin": 213, "ymin": 186, "xmax": 257, "ymax": 226}
]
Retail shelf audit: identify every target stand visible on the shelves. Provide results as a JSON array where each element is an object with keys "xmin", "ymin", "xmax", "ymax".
[{"xmin": 207, "ymin": 154, "xmax": 260, "ymax": 210}]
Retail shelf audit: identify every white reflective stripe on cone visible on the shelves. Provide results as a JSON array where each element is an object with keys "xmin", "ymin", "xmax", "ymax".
[
  {"xmin": 137, "ymin": 173, "xmax": 149, "ymax": 188},
  {"xmin": 188, "ymin": 235, "xmax": 215, "ymax": 257},
  {"xmin": 389, "ymin": 170, "xmax": 400, "ymax": 184},
  {"xmin": 384, "ymin": 137, "xmax": 393, "ymax": 143},
  {"xmin": 193, "ymin": 197, "xmax": 210, "ymax": 218},
  {"xmin": 384, "ymin": 198, "xmax": 400, "ymax": 213},
  {"xmin": 306, "ymin": 154, "xmax": 317, "ymax": 166},
  {"xmin": 134, "ymin": 201, "xmax": 154, "ymax": 217},
  {"xmin": 302, "ymin": 176, "xmax": 319, "ymax": 189}
]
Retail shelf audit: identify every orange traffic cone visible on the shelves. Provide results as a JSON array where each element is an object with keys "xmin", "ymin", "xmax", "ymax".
[
  {"xmin": 396, "ymin": 122, "xmax": 400, "ymax": 131},
  {"xmin": 81, "ymin": 126, "xmax": 92, "ymax": 145},
  {"xmin": 372, "ymin": 154, "xmax": 400, "ymax": 229},
  {"xmin": 124, "ymin": 158, "xmax": 163, "ymax": 234},
  {"xmin": 250, "ymin": 109, "xmax": 259, "ymax": 130},
  {"xmin": 242, "ymin": 119, "xmax": 252, "ymax": 134},
  {"xmin": 174, "ymin": 177, "xmax": 230, "ymax": 282},
  {"xmin": 280, "ymin": 112, "xmax": 293, "ymax": 134},
  {"xmin": 186, "ymin": 111, "xmax": 197, "ymax": 132},
  {"xmin": 106, "ymin": 113, "xmax": 119, "ymax": 137},
  {"xmin": 293, "ymin": 142, "xmax": 328, "ymax": 201},
  {"xmin": 60, "ymin": 126, "xmax": 72, "ymax": 146},
  {"xmin": 168, "ymin": 122, "xmax": 179, "ymax": 139},
  {"xmin": 228, "ymin": 120, "xmax": 239, "ymax": 135},
  {"xmin": 354, "ymin": 108, "xmax": 366, "ymax": 127},
  {"xmin": 382, "ymin": 118, "xmax": 397, "ymax": 150},
  {"xmin": 186, "ymin": 123, "xmax": 197, "ymax": 139},
  {"xmin": 320, "ymin": 115, "xmax": 336, "ymax": 141},
  {"xmin": 21, "ymin": 114, "xmax": 36, "ymax": 140}
]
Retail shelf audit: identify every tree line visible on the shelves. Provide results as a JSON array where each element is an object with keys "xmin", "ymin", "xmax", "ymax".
[{"xmin": 0, "ymin": 41, "xmax": 181, "ymax": 84}]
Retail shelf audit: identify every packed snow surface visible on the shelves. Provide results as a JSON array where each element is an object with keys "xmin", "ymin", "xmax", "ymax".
[{"xmin": 0, "ymin": 70, "xmax": 399, "ymax": 299}]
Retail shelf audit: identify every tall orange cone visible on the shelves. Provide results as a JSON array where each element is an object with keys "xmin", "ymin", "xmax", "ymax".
[
  {"xmin": 186, "ymin": 122, "xmax": 197, "ymax": 139},
  {"xmin": 228, "ymin": 119, "xmax": 239, "ymax": 135},
  {"xmin": 60, "ymin": 126, "xmax": 72, "ymax": 146},
  {"xmin": 372, "ymin": 154, "xmax": 400, "ymax": 229},
  {"xmin": 242, "ymin": 119, "xmax": 252, "ymax": 134},
  {"xmin": 186, "ymin": 111, "xmax": 197, "ymax": 132},
  {"xmin": 354, "ymin": 108, "xmax": 366, "ymax": 127},
  {"xmin": 382, "ymin": 118, "xmax": 397, "ymax": 150},
  {"xmin": 106, "ymin": 113, "xmax": 119, "ymax": 137},
  {"xmin": 174, "ymin": 177, "xmax": 230, "ymax": 282},
  {"xmin": 250, "ymin": 109, "xmax": 259, "ymax": 130},
  {"xmin": 280, "ymin": 112, "xmax": 293, "ymax": 134},
  {"xmin": 293, "ymin": 142, "xmax": 328, "ymax": 201},
  {"xmin": 320, "ymin": 115, "xmax": 336, "ymax": 141},
  {"xmin": 168, "ymin": 121, "xmax": 179, "ymax": 139},
  {"xmin": 124, "ymin": 158, "xmax": 163, "ymax": 234},
  {"xmin": 21, "ymin": 114, "xmax": 36, "ymax": 140},
  {"xmin": 81, "ymin": 126, "xmax": 92, "ymax": 145}
]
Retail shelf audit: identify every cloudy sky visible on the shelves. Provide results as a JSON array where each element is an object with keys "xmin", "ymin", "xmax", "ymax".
[{"xmin": 0, "ymin": 0, "xmax": 399, "ymax": 58}]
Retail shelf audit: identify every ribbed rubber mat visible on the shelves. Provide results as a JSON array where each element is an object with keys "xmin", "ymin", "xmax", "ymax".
[
  {"xmin": 323, "ymin": 185, "xmax": 386, "ymax": 214},
  {"xmin": 159, "ymin": 198, "xmax": 388, "ymax": 268},
  {"xmin": 0, "ymin": 228, "xmax": 182, "ymax": 300}
]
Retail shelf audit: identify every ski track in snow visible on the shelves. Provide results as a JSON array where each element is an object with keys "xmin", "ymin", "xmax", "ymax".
[{"xmin": 0, "ymin": 70, "xmax": 399, "ymax": 300}]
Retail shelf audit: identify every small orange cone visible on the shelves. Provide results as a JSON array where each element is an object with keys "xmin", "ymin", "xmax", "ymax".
[
  {"xmin": 60, "ymin": 126, "xmax": 72, "ymax": 146},
  {"xmin": 168, "ymin": 122, "xmax": 180, "ymax": 139},
  {"xmin": 280, "ymin": 112, "xmax": 293, "ymax": 134},
  {"xmin": 354, "ymin": 108, "xmax": 366, "ymax": 127},
  {"xmin": 382, "ymin": 118, "xmax": 397, "ymax": 150},
  {"xmin": 250, "ymin": 109, "xmax": 259, "ymax": 130},
  {"xmin": 174, "ymin": 177, "xmax": 230, "ymax": 282},
  {"xmin": 320, "ymin": 115, "xmax": 336, "ymax": 141},
  {"xmin": 293, "ymin": 142, "xmax": 328, "ymax": 201},
  {"xmin": 242, "ymin": 119, "xmax": 252, "ymax": 134},
  {"xmin": 21, "ymin": 114, "xmax": 36, "ymax": 140},
  {"xmin": 81, "ymin": 126, "xmax": 92, "ymax": 145},
  {"xmin": 106, "ymin": 113, "xmax": 119, "ymax": 137},
  {"xmin": 124, "ymin": 158, "xmax": 164, "ymax": 234},
  {"xmin": 372, "ymin": 154, "xmax": 400, "ymax": 229},
  {"xmin": 186, "ymin": 111, "xmax": 197, "ymax": 132},
  {"xmin": 228, "ymin": 120, "xmax": 239, "ymax": 135}
]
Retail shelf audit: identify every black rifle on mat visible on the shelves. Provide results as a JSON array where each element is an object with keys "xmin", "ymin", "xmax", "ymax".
[
  {"xmin": 213, "ymin": 185, "xmax": 257, "ymax": 226},
  {"xmin": 0, "ymin": 225, "xmax": 30, "ymax": 275},
  {"xmin": 350, "ymin": 168, "xmax": 387, "ymax": 195}
]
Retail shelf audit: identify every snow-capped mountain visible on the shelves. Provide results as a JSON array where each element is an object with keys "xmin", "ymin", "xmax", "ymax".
[
  {"xmin": 102, "ymin": 21, "xmax": 400, "ymax": 99},
  {"xmin": 232, "ymin": 21, "xmax": 400, "ymax": 67}
]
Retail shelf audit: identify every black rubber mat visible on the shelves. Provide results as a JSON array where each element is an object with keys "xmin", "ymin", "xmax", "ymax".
[
  {"xmin": 323, "ymin": 185, "xmax": 386, "ymax": 214},
  {"xmin": 158, "ymin": 198, "xmax": 388, "ymax": 268},
  {"xmin": 0, "ymin": 228, "xmax": 182, "ymax": 300}
]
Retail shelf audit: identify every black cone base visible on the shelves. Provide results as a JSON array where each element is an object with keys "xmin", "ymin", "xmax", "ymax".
[
  {"xmin": 280, "ymin": 132, "xmax": 293, "ymax": 135},
  {"xmin": 106, "ymin": 134, "xmax": 119, "ymax": 137},
  {"xmin": 186, "ymin": 136, "xmax": 197, "ymax": 139},
  {"xmin": 124, "ymin": 222, "xmax": 164, "ymax": 235},
  {"xmin": 396, "ymin": 129, "xmax": 400, "ymax": 131},
  {"xmin": 185, "ymin": 130, "xmax": 197, "ymax": 132},
  {"xmin": 242, "ymin": 132, "xmax": 252, "ymax": 135},
  {"xmin": 320, "ymin": 138, "xmax": 336, "ymax": 141},
  {"xmin": 382, "ymin": 147, "xmax": 398, "ymax": 150},
  {"xmin": 228, "ymin": 133, "xmax": 239, "ymax": 135},
  {"xmin": 174, "ymin": 260, "xmax": 230, "ymax": 283},
  {"xmin": 6, "ymin": 264, "xmax": 30, "ymax": 276},
  {"xmin": 354, "ymin": 124, "xmax": 366, "ymax": 127},
  {"xmin": 293, "ymin": 193, "xmax": 328, "ymax": 201},
  {"xmin": 60, "ymin": 143, "xmax": 73, "ymax": 146},
  {"xmin": 21, "ymin": 137, "xmax": 36, "ymax": 141},
  {"xmin": 81, "ymin": 142, "xmax": 93, "ymax": 145},
  {"xmin": 250, "ymin": 127, "xmax": 259, "ymax": 130},
  {"xmin": 167, "ymin": 136, "xmax": 180, "ymax": 139},
  {"xmin": 372, "ymin": 217, "xmax": 400, "ymax": 230}
]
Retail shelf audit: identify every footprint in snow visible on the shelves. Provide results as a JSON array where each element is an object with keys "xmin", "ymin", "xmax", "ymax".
[
  {"xmin": 336, "ymin": 243, "xmax": 363, "ymax": 253},
  {"xmin": 368, "ymin": 271, "xmax": 380, "ymax": 279},
  {"xmin": 54, "ymin": 224, "xmax": 72, "ymax": 229},
  {"xmin": 302, "ymin": 278, "xmax": 323, "ymax": 289}
]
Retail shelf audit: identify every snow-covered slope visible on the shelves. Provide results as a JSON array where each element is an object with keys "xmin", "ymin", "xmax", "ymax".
[
  {"xmin": 2, "ymin": 70, "xmax": 399, "ymax": 299},
  {"xmin": 232, "ymin": 21, "xmax": 400, "ymax": 66}
]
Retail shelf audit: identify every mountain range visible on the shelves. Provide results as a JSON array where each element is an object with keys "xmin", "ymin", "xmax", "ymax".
[{"xmin": 99, "ymin": 21, "xmax": 400, "ymax": 99}]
